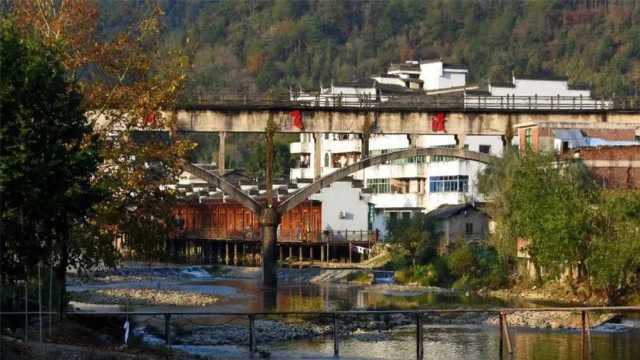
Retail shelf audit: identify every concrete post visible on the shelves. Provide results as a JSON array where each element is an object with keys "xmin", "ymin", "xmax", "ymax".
[
  {"xmin": 313, "ymin": 133, "xmax": 322, "ymax": 180},
  {"xmin": 361, "ymin": 132, "xmax": 370, "ymax": 159},
  {"xmin": 260, "ymin": 208, "xmax": 280, "ymax": 288},
  {"xmin": 456, "ymin": 133, "xmax": 466, "ymax": 149},
  {"xmin": 218, "ymin": 132, "xmax": 226, "ymax": 175}
]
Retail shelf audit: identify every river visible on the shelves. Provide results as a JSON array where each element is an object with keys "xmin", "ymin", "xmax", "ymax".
[{"xmin": 70, "ymin": 266, "xmax": 640, "ymax": 359}]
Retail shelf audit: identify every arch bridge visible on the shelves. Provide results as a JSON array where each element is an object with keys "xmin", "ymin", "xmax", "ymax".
[{"xmin": 180, "ymin": 147, "xmax": 497, "ymax": 287}]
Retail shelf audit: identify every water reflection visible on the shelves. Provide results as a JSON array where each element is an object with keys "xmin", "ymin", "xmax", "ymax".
[
  {"xmin": 197, "ymin": 278, "xmax": 505, "ymax": 313},
  {"xmin": 268, "ymin": 326, "xmax": 640, "ymax": 360}
]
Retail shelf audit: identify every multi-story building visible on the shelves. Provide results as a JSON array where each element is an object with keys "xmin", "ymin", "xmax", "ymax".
[{"xmin": 290, "ymin": 60, "xmax": 503, "ymax": 238}]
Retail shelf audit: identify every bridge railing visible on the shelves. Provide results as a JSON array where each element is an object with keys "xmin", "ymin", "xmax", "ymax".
[
  {"xmin": 184, "ymin": 92, "xmax": 640, "ymax": 111},
  {"xmin": 4, "ymin": 306, "xmax": 639, "ymax": 359}
]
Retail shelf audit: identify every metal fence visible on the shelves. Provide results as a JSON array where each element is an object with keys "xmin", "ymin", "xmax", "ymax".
[
  {"xmin": 182, "ymin": 92, "xmax": 640, "ymax": 112},
  {"xmin": 3, "ymin": 306, "xmax": 639, "ymax": 359}
]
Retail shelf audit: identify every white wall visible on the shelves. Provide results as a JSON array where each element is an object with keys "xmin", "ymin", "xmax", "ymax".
[
  {"xmin": 310, "ymin": 181, "xmax": 370, "ymax": 232},
  {"xmin": 420, "ymin": 62, "xmax": 467, "ymax": 90},
  {"xmin": 490, "ymin": 78, "xmax": 591, "ymax": 97}
]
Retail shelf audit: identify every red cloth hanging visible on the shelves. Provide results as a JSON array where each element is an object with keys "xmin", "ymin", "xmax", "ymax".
[
  {"xmin": 144, "ymin": 111, "xmax": 157, "ymax": 126},
  {"xmin": 290, "ymin": 110, "xmax": 304, "ymax": 130},
  {"xmin": 431, "ymin": 112, "xmax": 446, "ymax": 132}
]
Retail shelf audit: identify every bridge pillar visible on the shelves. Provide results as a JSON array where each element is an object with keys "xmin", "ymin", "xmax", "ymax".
[
  {"xmin": 313, "ymin": 133, "xmax": 322, "ymax": 180},
  {"xmin": 407, "ymin": 133, "xmax": 417, "ymax": 147},
  {"xmin": 456, "ymin": 133, "xmax": 466, "ymax": 149},
  {"xmin": 218, "ymin": 132, "xmax": 226, "ymax": 175},
  {"xmin": 361, "ymin": 132, "xmax": 370, "ymax": 159},
  {"xmin": 260, "ymin": 208, "xmax": 280, "ymax": 288}
]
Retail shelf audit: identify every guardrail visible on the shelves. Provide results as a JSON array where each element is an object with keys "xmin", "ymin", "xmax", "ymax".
[
  {"xmin": 182, "ymin": 93, "xmax": 640, "ymax": 111},
  {"xmin": 3, "ymin": 306, "xmax": 639, "ymax": 359}
]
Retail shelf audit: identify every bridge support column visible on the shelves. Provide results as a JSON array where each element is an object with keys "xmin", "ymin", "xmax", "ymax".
[
  {"xmin": 313, "ymin": 133, "xmax": 322, "ymax": 180},
  {"xmin": 260, "ymin": 208, "xmax": 280, "ymax": 288},
  {"xmin": 361, "ymin": 132, "xmax": 370, "ymax": 159},
  {"xmin": 218, "ymin": 132, "xmax": 226, "ymax": 175},
  {"xmin": 456, "ymin": 133, "xmax": 466, "ymax": 149}
]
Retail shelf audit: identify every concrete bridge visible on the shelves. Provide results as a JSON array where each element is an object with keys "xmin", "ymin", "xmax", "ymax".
[
  {"xmin": 180, "ymin": 147, "xmax": 496, "ymax": 287},
  {"xmin": 172, "ymin": 99, "xmax": 640, "ymax": 287},
  {"xmin": 172, "ymin": 102, "xmax": 640, "ymax": 174}
]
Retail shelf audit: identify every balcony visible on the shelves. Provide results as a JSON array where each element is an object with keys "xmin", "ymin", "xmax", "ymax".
[
  {"xmin": 364, "ymin": 163, "xmax": 428, "ymax": 179},
  {"xmin": 327, "ymin": 139, "xmax": 362, "ymax": 154},
  {"xmin": 370, "ymin": 193, "xmax": 426, "ymax": 209},
  {"xmin": 290, "ymin": 141, "xmax": 312, "ymax": 154},
  {"xmin": 290, "ymin": 167, "xmax": 315, "ymax": 180}
]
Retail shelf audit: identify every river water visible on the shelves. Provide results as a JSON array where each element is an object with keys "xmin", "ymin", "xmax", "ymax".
[{"xmin": 71, "ymin": 267, "xmax": 640, "ymax": 359}]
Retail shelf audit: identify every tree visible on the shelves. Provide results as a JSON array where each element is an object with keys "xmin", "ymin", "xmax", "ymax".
[
  {"xmin": 479, "ymin": 150, "xmax": 596, "ymax": 284},
  {"xmin": 0, "ymin": 20, "xmax": 101, "ymax": 306},
  {"xmin": 12, "ymin": 0, "xmax": 191, "ymax": 263},
  {"xmin": 245, "ymin": 141, "xmax": 292, "ymax": 182},
  {"xmin": 588, "ymin": 191, "xmax": 640, "ymax": 304},
  {"xmin": 387, "ymin": 214, "xmax": 437, "ymax": 266}
]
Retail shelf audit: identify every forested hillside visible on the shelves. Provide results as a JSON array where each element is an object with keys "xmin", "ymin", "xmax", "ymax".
[{"xmin": 98, "ymin": 0, "xmax": 640, "ymax": 99}]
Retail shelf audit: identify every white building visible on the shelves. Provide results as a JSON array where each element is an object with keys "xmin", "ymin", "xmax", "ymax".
[
  {"xmin": 310, "ymin": 181, "xmax": 373, "ymax": 233},
  {"xmin": 289, "ymin": 60, "xmax": 505, "ymax": 238},
  {"xmin": 464, "ymin": 75, "xmax": 609, "ymax": 110}
]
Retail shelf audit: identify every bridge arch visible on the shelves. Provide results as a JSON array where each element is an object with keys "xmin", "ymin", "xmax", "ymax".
[{"xmin": 276, "ymin": 147, "xmax": 496, "ymax": 214}]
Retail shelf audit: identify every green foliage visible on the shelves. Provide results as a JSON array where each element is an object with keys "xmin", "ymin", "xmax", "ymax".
[
  {"xmin": 0, "ymin": 21, "xmax": 103, "ymax": 281},
  {"xmin": 446, "ymin": 243, "xmax": 508, "ymax": 290},
  {"xmin": 134, "ymin": 0, "xmax": 640, "ymax": 98},
  {"xmin": 387, "ymin": 213, "xmax": 438, "ymax": 265},
  {"xmin": 479, "ymin": 151, "xmax": 640, "ymax": 303},
  {"xmin": 244, "ymin": 140, "xmax": 293, "ymax": 182},
  {"xmin": 479, "ymin": 150, "xmax": 596, "ymax": 280},
  {"xmin": 588, "ymin": 191, "xmax": 640, "ymax": 303}
]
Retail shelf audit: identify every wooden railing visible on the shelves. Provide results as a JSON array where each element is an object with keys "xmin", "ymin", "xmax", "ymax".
[{"xmin": 180, "ymin": 228, "xmax": 378, "ymax": 245}]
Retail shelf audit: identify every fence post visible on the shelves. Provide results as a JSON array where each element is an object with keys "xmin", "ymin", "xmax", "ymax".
[
  {"xmin": 333, "ymin": 314, "xmax": 339, "ymax": 357},
  {"xmin": 24, "ymin": 277, "xmax": 28, "ymax": 343},
  {"xmin": 499, "ymin": 312, "xmax": 504, "ymax": 358},
  {"xmin": 501, "ymin": 312, "xmax": 513, "ymax": 355},
  {"xmin": 38, "ymin": 263, "xmax": 42, "ymax": 343},
  {"xmin": 164, "ymin": 314, "xmax": 171, "ymax": 346},
  {"xmin": 416, "ymin": 313, "xmax": 424, "ymax": 359},
  {"xmin": 581, "ymin": 310, "xmax": 587, "ymax": 360},
  {"xmin": 249, "ymin": 314, "xmax": 255, "ymax": 353}
]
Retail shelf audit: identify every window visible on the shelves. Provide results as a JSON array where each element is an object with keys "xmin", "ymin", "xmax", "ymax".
[
  {"xmin": 402, "ymin": 212, "xmax": 411, "ymax": 220},
  {"xmin": 465, "ymin": 223, "xmax": 473, "ymax": 235},
  {"xmin": 367, "ymin": 178, "xmax": 390, "ymax": 193},
  {"xmin": 479, "ymin": 145, "xmax": 491, "ymax": 154},
  {"xmin": 432, "ymin": 145, "xmax": 456, "ymax": 162},
  {"xmin": 429, "ymin": 176, "xmax": 469, "ymax": 193},
  {"xmin": 525, "ymin": 128, "xmax": 532, "ymax": 147}
]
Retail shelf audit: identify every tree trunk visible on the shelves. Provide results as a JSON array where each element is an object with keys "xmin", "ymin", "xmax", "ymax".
[{"xmin": 55, "ymin": 225, "xmax": 69, "ymax": 318}]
